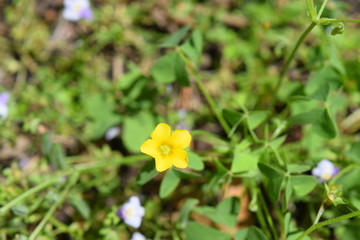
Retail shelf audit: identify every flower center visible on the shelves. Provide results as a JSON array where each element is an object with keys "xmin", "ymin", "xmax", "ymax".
[
  {"xmin": 322, "ymin": 172, "xmax": 332, "ymax": 181},
  {"xmin": 159, "ymin": 144, "xmax": 172, "ymax": 156},
  {"xmin": 124, "ymin": 207, "xmax": 134, "ymax": 217}
]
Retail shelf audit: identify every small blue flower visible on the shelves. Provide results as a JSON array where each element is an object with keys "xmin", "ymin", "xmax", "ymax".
[
  {"xmin": 131, "ymin": 232, "xmax": 146, "ymax": 240},
  {"xmin": 117, "ymin": 196, "xmax": 145, "ymax": 228},
  {"xmin": 63, "ymin": 0, "xmax": 93, "ymax": 21},
  {"xmin": 312, "ymin": 159, "xmax": 339, "ymax": 183},
  {"xmin": 0, "ymin": 92, "xmax": 10, "ymax": 120}
]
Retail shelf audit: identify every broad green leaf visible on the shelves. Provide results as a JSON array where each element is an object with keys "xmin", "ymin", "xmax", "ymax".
[
  {"xmin": 188, "ymin": 152, "xmax": 204, "ymax": 171},
  {"xmin": 181, "ymin": 40, "xmax": 199, "ymax": 65},
  {"xmin": 305, "ymin": 65, "xmax": 342, "ymax": 96},
  {"xmin": 193, "ymin": 197, "xmax": 240, "ymax": 227},
  {"xmin": 174, "ymin": 53, "xmax": 190, "ymax": 86},
  {"xmin": 347, "ymin": 142, "xmax": 360, "ymax": 162},
  {"xmin": 177, "ymin": 198, "xmax": 199, "ymax": 229},
  {"xmin": 312, "ymin": 108, "xmax": 337, "ymax": 139},
  {"xmin": 123, "ymin": 112, "xmax": 156, "ymax": 153},
  {"xmin": 310, "ymin": 83, "xmax": 330, "ymax": 102},
  {"xmin": 258, "ymin": 162, "xmax": 285, "ymax": 202},
  {"xmin": 292, "ymin": 108, "xmax": 321, "ymax": 125},
  {"xmin": 160, "ymin": 169, "xmax": 180, "ymax": 198},
  {"xmin": 231, "ymin": 141, "xmax": 258, "ymax": 173},
  {"xmin": 160, "ymin": 26, "xmax": 190, "ymax": 48},
  {"xmin": 290, "ymin": 175, "xmax": 317, "ymax": 197},
  {"xmin": 137, "ymin": 161, "xmax": 158, "ymax": 185},
  {"xmin": 184, "ymin": 221, "xmax": 230, "ymax": 240},
  {"xmin": 70, "ymin": 195, "xmax": 91, "ymax": 219},
  {"xmin": 248, "ymin": 111, "xmax": 268, "ymax": 129},
  {"xmin": 269, "ymin": 135, "xmax": 286, "ymax": 149},
  {"xmin": 151, "ymin": 52, "xmax": 177, "ymax": 84},
  {"xmin": 287, "ymin": 164, "xmax": 311, "ymax": 174},
  {"xmin": 235, "ymin": 226, "xmax": 268, "ymax": 240},
  {"xmin": 223, "ymin": 109, "xmax": 243, "ymax": 126},
  {"xmin": 191, "ymin": 29, "xmax": 203, "ymax": 56}
]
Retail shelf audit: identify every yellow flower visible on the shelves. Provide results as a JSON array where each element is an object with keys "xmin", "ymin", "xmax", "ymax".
[{"xmin": 140, "ymin": 123, "xmax": 192, "ymax": 172}]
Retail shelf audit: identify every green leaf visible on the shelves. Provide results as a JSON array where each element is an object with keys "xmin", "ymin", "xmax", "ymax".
[
  {"xmin": 223, "ymin": 109, "xmax": 243, "ymax": 126},
  {"xmin": 181, "ymin": 40, "xmax": 199, "ymax": 65},
  {"xmin": 123, "ymin": 112, "xmax": 156, "ymax": 153},
  {"xmin": 174, "ymin": 53, "xmax": 190, "ymax": 86},
  {"xmin": 188, "ymin": 152, "xmax": 204, "ymax": 171},
  {"xmin": 347, "ymin": 142, "xmax": 360, "ymax": 162},
  {"xmin": 312, "ymin": 108, "xmax": 337, "ymax": 139},
  {"xmin": 160, "ymin": 26, "xmax": 190, "ymax": 48},
  {"xmin": 83, "ymin": 94, "xmax": 121, "ymax": 139},
  {"xmin": 185, "ymin": 221, "xmax": 230, "ymax": 240},
  {"xmin": 151, "ymin": 52, "xmax": 177, "ymax": 84},
  {"xmin": 191, "ymin": 29, "xmax": 203, "ymax": 56},
  {"xmin": 310, "ymin": 83, "xmax": 330, "ymax": 102},
  {"xmin": 118, "ymin": 63, "xmax": 142, "ymax": 90},
  {"xmin": 177, "ymin": 198, "xmax": 199, "ymax": 229},
  {"xmin": 285, "ymin": 178, "xmax": 293, "ymax": 206},
  {"xmin": 11, "ymin": 205, "xmax": 29, "ymax": 217},
  {"xmin": 235, "ymin": 226, "xmax": 268, "ymax": 240},
  {"xmin": 137, "ymin": 161, "xmax": 158, "ymax": 185},
  {"xmin": 248, "ymin": 111, "xmax": 268, "ymax": 129},
  {"xmin": 49, "ymin": 144, "xmax": 68, "ymax": 170},
  {"xmin": 287, "ymin": 164, "xmax": 311, "ymax": 174},
  {"xmin": 292, "ymin": 108, "xmax": 321, "ymax": 124},
  {"xmin": 269, "ymin": 135, "xmax": 286, "ymax": 149},
  {"xmin": 231, "ymin": 140, "xmax": 259, "ymax": 173},
  {"xmin": 70, "ymin": 195, "xmax": 91, "ymax": 219},
  {"xmin": 160, "ymin": 169, "xmax": 181, "ymax": 198},
  {"xmin": 173, "ymin": 169, "xmax": 201, "ymax": 179},
  {"xmin": 193, "ymin": 197, "xmax": 240, "ymax": 227},
  {"xmin": 258, "ymin": 162, "xmax": 285, "ymax": 202},
  {"xmin": 290, "ymin": 175, "xmax": 317, "ymax": 197},
  {"xmin": 41, "ymin": 133, "xmax": 52, "ymax": 156}
]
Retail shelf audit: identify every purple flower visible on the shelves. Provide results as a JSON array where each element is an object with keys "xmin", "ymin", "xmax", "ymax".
[
  {"xmin": 131, "ymin": 232, "xmax": 146, "ymax": 240},
  {"xmin": 63, "ymin": 0, "xmax": 93, "ymax": 21},
  {"xmin": 0, "ymin": 92, "xmax": 10, "ymax": 120},
  {"xmin": 312, "ymin": 159, "xmax": 339, "ymax": 183},
  {"xmin": 117, "ymin": 196, "xmax": 145, "ymax": 228}
]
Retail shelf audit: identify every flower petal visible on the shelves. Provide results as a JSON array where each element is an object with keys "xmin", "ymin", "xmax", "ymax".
[
  {"xmin": 140, "ymin": 139, "xmax": 159, "ymax": 158},
  {"xmin": 151, "ymin": 123, "xmax": 171, "ymax": 142},
  {"xmin": 171, "ymin": 149, "xmax": 188, "ymax": 169},
  {"xmin": 169, "ymin": 130, "xmax": 191, "ymax": 149},
  {"xmin": 155, "ymin": 155, "xmax": 172, "ymax": 172}
]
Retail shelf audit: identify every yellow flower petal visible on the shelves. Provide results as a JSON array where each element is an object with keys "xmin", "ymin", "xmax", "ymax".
[
  {"xmin": 151, "ymin": 123, "xmax": 171, "ymax": 142},
  {"xmin": 171, "ymin": 149, "xmax": 188, "ymax": 169},
  {"xmin": 155, "ymin": 155, "xmax": 173, "ymax": 172},
  {"xmin": 169, "ymin": 130, "xmax": 191, "ymax": 149},
  {"xmin": 140, "ymin": 139, "xmax": 159, "ymax": 158}
]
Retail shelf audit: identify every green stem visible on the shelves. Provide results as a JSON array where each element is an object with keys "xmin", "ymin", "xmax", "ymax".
[
  {"xmin": 175, "ymin": 47, "xmax": 231, "ymax": 135},
  {"xmin": 0, "ymin": 176, "xmax": 64, "ymax": 216},
  {"xmin": 317, "ymin": 0, "xmax": 329, "ymax": 18},
  {"xmin": 29, "ymin": 172, "xmax": 79, "ymax": 240},
  {"xmin": 313, "ymin": 203, "xmax": 325, "ymax": 224},
  {"xmin": 0, "ymin": 155, "xmax": 146, "ymax": 216},
  {"xmin": 74, "ymin": 155, "xmax": 149, "ymax": 173},
  {"xmin": 258, "ymin": 190, "xmax": 279, "ymax": 240},
  {"xmin": 296, "ymin": 210, "xmax": 360, "ymax": 240},
  {"xmin": 274, "ymin": 22, "xmax": 316, "ymax": 94},
  {"xmin": 319, "ymin": 18, "xmax": 360, "ymax": 23}
]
